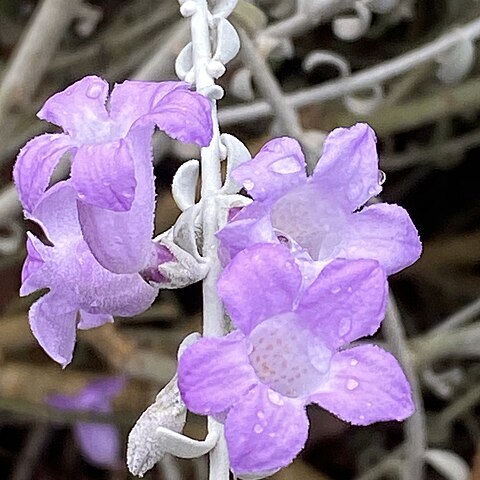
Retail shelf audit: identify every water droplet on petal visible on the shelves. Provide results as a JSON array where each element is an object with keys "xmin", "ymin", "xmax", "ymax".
[
  {"xmin": 378, "ymin": 170, "xmax": 386, "ymax": 185},
  {"xmin": 338, "ymin": 318, "xmax": 352, "ymax": 337},
  {"xmin": 350, "ymin": 358, "xmax": 358, "ymax": 366},
  {"xmin": 86, "ymin": 82, "xmax": 104, "ymax": 99},
  {"xmin": 346, "ymin": 378, "xmax": 359, "ymax": 391},
  {"xmin": 254, "ymin": 424, "xmax": 264, "ymax": 434},
  {"xmin": 359, "ymin": 415, "xmax": 365, "ymax": 421},
  {"xmin": 243, "ymin": 179, "xmax": 254, "ymax": 190},
  {"xmin": 257, "ymin": 410, "xmax": 265, "ymax": 419},
  {"xmin": 267, "ymin": 390, "xmax": 284, "ymax": 406},
  {"xmin": 270, "ymin": 157, "xmax": 302, "ymax": 174}
]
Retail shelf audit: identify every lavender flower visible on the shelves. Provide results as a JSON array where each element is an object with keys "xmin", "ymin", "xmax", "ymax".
[
  {"xmin": 217, "ymin": 123, "xmax": 421, "ymax": 275},
  {"xmin": 14, "ymin": 76, "xmax": 213, "ymax": 274},
  {"xmin": 178, "ymin": 243, "xmax": 414, "ymax": 477},
  {"xmin": 48, "ymin": 377, "xmax": 124, "ymax": 469},
  {"xmin": 21, "ymin": 181, "xmax": 158, "ymax": 366}
]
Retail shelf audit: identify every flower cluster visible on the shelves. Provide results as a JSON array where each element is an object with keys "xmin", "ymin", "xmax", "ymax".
[
  {"xmin": 178, "ymin": 124, "xmax": 422, "ymax": 477},
  {"xmin": 16, "ymin": 74, "xmax": 422, "ymax": 478},
  {"xmin": 15, "ymin": 76, "xmax": 213, "ymax": 366}
]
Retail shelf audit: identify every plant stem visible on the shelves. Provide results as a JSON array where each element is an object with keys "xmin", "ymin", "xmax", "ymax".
[
  {"xmin": 383, "ymin": 293, "xmax": 427, "ymax": 480},
  {"xmin": 187, "ymin": 1, "xmax": 231, "ymax": 477}
]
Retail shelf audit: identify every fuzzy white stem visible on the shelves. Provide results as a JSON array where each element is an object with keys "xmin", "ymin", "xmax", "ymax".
[{"xmin": 187, "ymin": 0, "xmax": 233, "ymax": 478}]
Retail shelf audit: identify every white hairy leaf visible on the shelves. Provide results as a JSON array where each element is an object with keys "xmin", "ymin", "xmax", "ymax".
[
  {"xmin": 127, "ymin": 375, "xmax": 187, "ymax": 477},
  {"xmin": 436, "ymin": 37, "xmax": 475, "ymax": 85},
  {"xmin": 219, "ymin": 133, "xmax": 252, "ymax": 194},
  {"xmin": 172, "ymin": 159, "xmax": 199, "ymax": 211},
  {"xmin": 425, "ymin": 449, "xmax": 469, "ymax": 480},
  {"xmin": 230, "ymin": 67, "xmax": 255, "ymax": 101},
  {"xmin": 332, "ymin": 3, "xmax": 372, "ymax": 42},
  {"xmin": 172, "ymin": 204, "xmax": 203, "ymax": 260},
  {"xmin": 212, "ymin": 0, "xmax": 238, "ymax": 19},
  {"xmin": 175, "ymin": 42, "xmax": 194, "ymax": 80},
  {"xmin": 213, "ymin": 18, "xmax": 240, "ymax": 65}
]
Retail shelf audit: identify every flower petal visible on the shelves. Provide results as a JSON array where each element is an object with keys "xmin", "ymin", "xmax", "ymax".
[
  {"xmin": 313, "ymin": 123, "xmax": 381, "ymax": 210},
  {"xmin": 75, "ymin": 423, "xmax": 120, "ymax": 468},
  {"xmin": 217, "ymin": 244, "xmax": 302, "ymax": 335},
  {"xmin": 345, "ymin": 203, "xmax": 422, "ymax": 275},
  {"xmin": 178, "ymin": 331, "xmax": 258, "ymax": 415},
  {"xmin": 20, "ymin": 233, "xmax": 48, "ymax": 296},
  {"xmin": 28, "ymin": 181, "xmax": 82, "ymax": 244},
  {"xmin": 216, "ymin": 202, "xmax": 275, "ymax": 262},
  {"xmin": 77, "ymin": 311, "xmax": 113, "ymax": 330},
  {"xmin": 77, "ymin": 129, "xmax": 155, "ymax": 273},
  {"xmin": 296, "ymin": 259, "xmax": 387, "ymax": 348},
  {"xmin": 310, "ymin": 345, "xmax": 414, "ymax": 425},
  {"xmin": 13, "ymin": 134, "xmax": 72, "ymax": 213},
  {"xmin": 231, "ymin": 137, "xmax": 307, "ymax": 202},
  {"xmin": 29, "ymin": 292, "xmax": 78, "ymax": 367},
  {"xmin": 139, "ymin": 87, "xmax": 213, "ymax": 147},
  {"xmin": 109, "ymin": 80, "xmax": 189, "ymax": 133},
  {"xmin": 71, "ymin": 140, "xmax": 136, "ymax": 211},
  {"xmin": 37, "ymin": 76, "xmax": 110, "ymax": 142},
  {"xmin": 225, "ymin": 385, "xmax": 309, "ymax": 476}
]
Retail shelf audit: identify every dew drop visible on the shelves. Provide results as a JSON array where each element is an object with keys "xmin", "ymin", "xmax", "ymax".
[
  {"xmin": 338, "ymin": 318, "xmax": 352, "ymax": 337},
  {"xmin": 270, "ymin": 157, "xmax": 302, "ymax": 175},
  {"xmin": 346, "ymin": 378, "xmax": 359, "ymax": 391},
  {"xmin": 254, "ymin": 424, "xmax": 264, "ymax": 434},
  {"xmin": 243, "ymin": 179, "xmax": 254, "ymax": 190},
  {"xmin": 267, "ymin": 390, "xmax": 284, "ymax": 406},
  {"xmin": 350, "ymin": 358, "xmax": 358, "ymax": 366},
  {"xmin": 256, "ymin": 410, "xmax": 265, "ymax": 419},
  {"xmin": 86, "ymin": 83, "xmax": 104, "ymax": 99},
  {"xmin": 359, "ymin": 415, "xmax": 365, "ymax": 421},
  {"xmin": 378, "ymin": 170, "xmax": 386, "ymax": 185}
]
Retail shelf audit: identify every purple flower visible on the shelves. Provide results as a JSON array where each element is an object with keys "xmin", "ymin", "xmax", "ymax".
[
  {"xmin": 178, "ymin": 243, "xmax": 414, "ymax": 477},
  {"xmin": 217, "ymin": 123, "xmax": 421, "ymax": 275},
  {"xmin": 21, "ymin": 181, "xmax": 158, "ymax": 367},
  {"xmin": 14, "ymin": 76, "xmax": 213, "ymax": 274},
  {"xmin": 48, "ymin": 377, "xmax": 124, "ymax": 469}
]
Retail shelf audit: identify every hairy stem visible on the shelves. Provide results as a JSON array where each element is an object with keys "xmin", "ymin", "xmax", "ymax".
[{"xmin": 187, "ymin": 0, "xmax": 231, "ymax": 477}]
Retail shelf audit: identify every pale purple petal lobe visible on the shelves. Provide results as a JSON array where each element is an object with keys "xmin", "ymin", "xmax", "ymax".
[
  {"xmin": 232, "ymin": 137, "xmax": 307, "ymax": 202},
  {"xmin": 13, "ymin": 134, "xmax": 72, "ymax": 212},
  {"xmin": 297, "ymin": 259, "xmax": 388, "ymax": 348},
  {"xmin": 29, "ymin": 292, "xmax": 78, "ymax": 367},
  {"xmin": 77, "ymin": 311, "xmax": 113, "ymax": 330},
  {"xmin": 178, "ymin": 331, "xmax": 258, "ymax": 415},
  {"xmin": 216, "ymin": 203, "xmax": 275, "ymax": 263},
  {"xmin": 108, "ymin": 80, "xmax": 189, "ymax": 130},
  {"xmin": 77, "ymin": 129, "xmax": 155, "ymax": 273},
  {"xmin": 217, "ymin": 243, "xmax": 301, "ymax": 335},
  {"xmin": 310, "ymin": 345, "xmax": 414, "ymax": 425},
  {"xmin": 225, "ymin": 385, "xmax": 309, "ymax": 476},
  {"xmin": 313, "ymin": 123, "xmax": 381, "ymax": 210},
  {"xmin": 142, "ymin": 88, "xmax": 213, "ymax": 147},
  {"xmin": 71, "ymin": 140, "xmax": 136, "ymax": 211},
  {"xmin": 37, "ymin": 76, "xmax": 109, "ymax": 141},
  {"xmin": 344, "ymin": 203, "xmax": 422, "ymax": 275}
]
